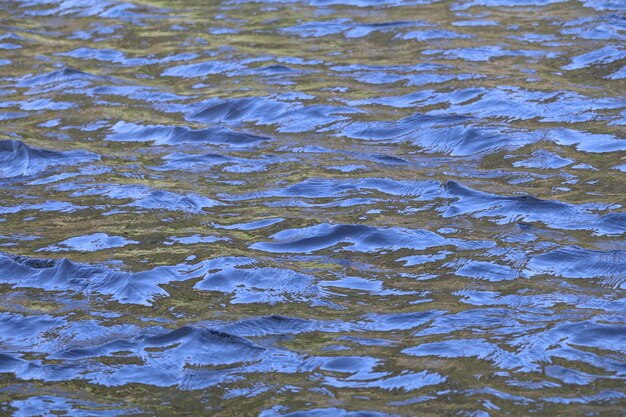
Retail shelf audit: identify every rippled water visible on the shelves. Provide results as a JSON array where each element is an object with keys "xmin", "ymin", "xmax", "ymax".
[{"xmin": 0, "ymin": 0, "xmax": 625, "ymax": 415}]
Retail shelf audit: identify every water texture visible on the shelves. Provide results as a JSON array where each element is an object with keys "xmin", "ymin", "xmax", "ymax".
[{"xmin": 0, "ymin": 0, "xmax": 625, "ymax": 415}]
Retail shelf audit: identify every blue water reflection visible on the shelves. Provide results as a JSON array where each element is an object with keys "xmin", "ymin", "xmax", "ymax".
[{"xmin": 0, "ymin": 0, "xmax": 624, "ymax": 415}]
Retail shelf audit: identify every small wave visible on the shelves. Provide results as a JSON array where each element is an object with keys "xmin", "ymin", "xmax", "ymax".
[
  {"xmin": 0, "ymin": 140, "xmax": 98, "ymax": 179},
  {"xmin": 106, "ymin": 121, "xmax": 271, "ymax": 147}
]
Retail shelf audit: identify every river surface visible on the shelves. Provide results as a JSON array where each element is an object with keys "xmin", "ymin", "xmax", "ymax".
[{"xmin": 0, "ymin": 0, "xmax": 625, "ymax": 416}]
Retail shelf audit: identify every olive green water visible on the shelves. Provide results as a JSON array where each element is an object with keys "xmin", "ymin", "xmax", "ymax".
[{"xmin": 0, "ymin": 0, "xmax": 625, "ymax": 416}]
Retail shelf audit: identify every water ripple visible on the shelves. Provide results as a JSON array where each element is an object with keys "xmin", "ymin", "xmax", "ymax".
[{"xmin": 0, "ymin": 0, "xmax": 624, "ymax": 415}]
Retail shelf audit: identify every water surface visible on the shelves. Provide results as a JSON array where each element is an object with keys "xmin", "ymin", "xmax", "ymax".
[{"xmin": 0, "ymin": 0, "xmax": 625, "ymax": 415}]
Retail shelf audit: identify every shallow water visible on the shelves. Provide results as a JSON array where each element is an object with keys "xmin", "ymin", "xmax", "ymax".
[{"xmin": 0, "ymin": 0, "xmax": 625, "ymax": 415}]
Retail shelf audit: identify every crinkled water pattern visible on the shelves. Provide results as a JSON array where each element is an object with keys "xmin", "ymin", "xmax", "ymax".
[{"xmin": 0, "ymin": 0, "xmax": 625, "ymax": 415}]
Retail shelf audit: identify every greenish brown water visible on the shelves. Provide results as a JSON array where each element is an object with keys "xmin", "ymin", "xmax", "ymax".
[{"xmin": 0, "ymin": 0, "xmax": 625, "ymax": 416}]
